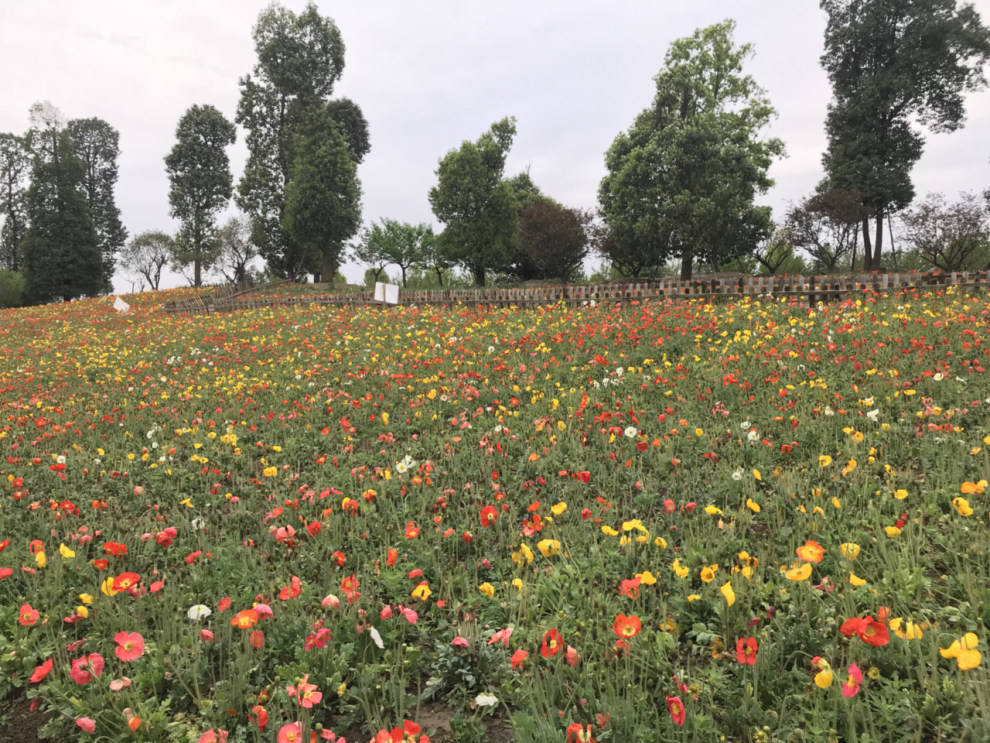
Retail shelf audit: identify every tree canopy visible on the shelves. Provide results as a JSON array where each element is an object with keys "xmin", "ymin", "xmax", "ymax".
[
  {"xmin": 21, "ymin": 127, "xmax": 102, "ymax": 303},
  {"xmin": 820, "ymin": 0, "xmax": 990, "ymax": 270},
  {"xmin": 165, "ymin": 104, "xmax": 236, "ymax": 287},
  {"xmin": 429, "ymin": 117, "xmax": 519, "ymax": 286},
  {"xmin": 282, "ymin": 108, "xmax": 362, "ymax": 284},
  {"xmin": 67, "ymin": 117, "xmax": 126, "ymax": 292},
  {"xmin": 237, "ymin": 2, "xmax": 367, "ymax": 281},
  {"xmin": 598, "ymin": 20, "xmax": 783, "ymax": 280}
]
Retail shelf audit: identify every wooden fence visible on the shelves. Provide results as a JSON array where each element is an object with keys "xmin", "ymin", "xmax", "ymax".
[{"xmin": 162, "ymin": 271, "xmax": 990, "ymax": 315}]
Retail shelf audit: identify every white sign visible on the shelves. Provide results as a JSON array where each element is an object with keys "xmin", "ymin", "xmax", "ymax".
[
  {"xmin": 112, "ymin": 297, "xmax": 130, "ymax": 313},
  {"xmin": 374, "ymin": 282, "xmax": 400, "ymax": 305}
]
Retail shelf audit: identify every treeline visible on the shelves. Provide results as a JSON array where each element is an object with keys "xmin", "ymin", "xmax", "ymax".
[{"xmin": 2, "ymin": 1, "xmax": 990, "ymax": 307}]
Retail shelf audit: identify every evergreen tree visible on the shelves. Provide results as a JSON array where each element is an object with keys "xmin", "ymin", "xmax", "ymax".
[
  {"xmin": 0, "ymin": 133, "xmax": 30, "ymax": 271},
  {"xmin": 67, "ymin": 118, "xmax": 127, "ymax": 292},
  {"xmin": 21, "ymin": 129, "xmax": 102, "ymax": 303},
  {"xmin": 237, "ymin": 2, "xmax": 368, "ymax": 280}
]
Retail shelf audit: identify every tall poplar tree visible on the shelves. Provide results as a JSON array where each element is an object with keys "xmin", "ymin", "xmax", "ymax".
[
  {"xmin": 237, "ymin": 2, "xmax": 369, "ymax": 280},
  {"xmin": 68, "ymin": 118, "xmax": 126, "ymax": 291},
  {"xmin": 0, "ymin": 133, "xmax": 30, "ymax": 271},
  {"xmin": 21, "ymin": 128, "xmax": 102, "ymax": 303}
]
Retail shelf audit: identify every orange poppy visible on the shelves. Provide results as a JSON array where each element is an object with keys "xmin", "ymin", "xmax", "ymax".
[
  {"xmin": 795, "ymin": 540, "xmax": 825, "ymax": 564},
  {"xmin": 612, "ymin": 613, "xmax": 642, "ymax": 639}
]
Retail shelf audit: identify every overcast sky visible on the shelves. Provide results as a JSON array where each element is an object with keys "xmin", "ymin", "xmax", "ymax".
[{"xmin": 2, "ymin": 1, "xmax": 989, "ymax": 291}]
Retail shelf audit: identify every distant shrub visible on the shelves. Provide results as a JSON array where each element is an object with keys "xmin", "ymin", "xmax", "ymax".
[{"xmin": 0, "ymin": 270, "xmax": 25, "ymax": 308}]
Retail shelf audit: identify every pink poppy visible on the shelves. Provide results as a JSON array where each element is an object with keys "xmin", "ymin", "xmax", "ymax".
[
  {"xmin": 842, "ymin": 663, "xmax": 863, "ymax": 697},
  {"xmin": 70, "ymin": 653, "xmax": 105, "ymax": 685},
  {"xmin": 76, "ymin": 717, "xmax": 96, "ymax": 734},
  {"xmin": 114, "ymin": 631, "xmax": 145, "ymax": 662}
]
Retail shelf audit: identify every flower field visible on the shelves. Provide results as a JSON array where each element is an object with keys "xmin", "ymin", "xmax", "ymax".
[{"xmin": 1, "ymin": 286, "xmax": 990, "ymax": 743}]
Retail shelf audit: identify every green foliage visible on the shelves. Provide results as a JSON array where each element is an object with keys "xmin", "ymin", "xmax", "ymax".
[
  {"xmin": 237, "ymin": 2, "xmax": 367, "ymax": 282},
  {"xmin": 820, "ymin": 0, "xmax": 990, "ymax": 269},
  {"xmin": 0, "ymin": 133, "xmax": 30, "ymax": 272},
  {"xmin": 598, "ymin": 20, "xmax": 783, "ymax": 280},
  {"xmin": 0, "ymin": 269, "xmax": 24, "ymax": 307},
  {"xmin": 67, "ymin": 117, "xmax": 126, "ymax": 292},
  {"xmin": 900, "ymin": 192, "xmax": 990, "ymax": 272},
  {"xmin": 164, "ymin": 104, "xmax": 236, "ymax": 287},
  {"xmin": 352, "ymin": 219, "xmax": 435, "ymax": 287},
  {"xmin": 429, "ymin": 117, "xmax": 519, "ymax": 286},
  {"xmin": 120, "ymin": 231, "xmax": 173, "ymax": 291},
  {"xmin": 214, "ymin": 215, "xmax": 258, "ymax": 285},
  {"xmin": 517, "ymin": 197, "xmax": 590, "ymax": 283},
  {"xmin": 21, "ymin": 127, "xmax": 102, "ymax": 304},
  {"xmin": 283, "ymin": 108, "xmax": 362, "ymax": 284}
]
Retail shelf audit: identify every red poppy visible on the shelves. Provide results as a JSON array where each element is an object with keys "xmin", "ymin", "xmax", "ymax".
[
  {"xmin": 666, "ymin": 696, "xmax": 685, "ymax": 727},
  {"xmin": 249, "ymin": 705, "xmax": 268, "ymax": 731},
  {"xmin": 612, "ymin": 613, "xmax": 642, "ymax": 639},
  {"xmin": 511, "ymin": 649, "xmax": 528, "ymax": 670},
  {"xmin": 404, "ymin": 521, "xmax": 420, "ymax": 539},
  {"xmin": 250, "ymin": 630, "xmax": 265, "ymax": 649},
  {"xmin": 858, "ymin": 616, "xmax": 890, "ymax": 647},
  {"xmin": 840, "ymin": 615, "xmax": 890, "ymax": 646},
  {"xmin": 18, "ymin": 603, "xmax": 39, "ymax": 626},
  {"xmin": 541, "ymin": 628, "xmax": 562, "ymax": 659},
  {"xmin": 388, "ymin": 719, "xmax": 427, "ymax": 742},
  {"xmin": 103, "ymin": 542, "xmax": 127, "ymax": 557},
  {"xmin": 112, "ymin": 572, "xmax": 141, "ymax": 592},
  {"xmin": 736, "ymin": 636, "xmax": 758, "ymax": 665},
  {"xmin": 29, "ymin": 658, "xmax": 53, "ymax": 683},
  {"xmin": 566, "ymin": 722, "xmax": 595, "ymax": 743},
  {"xmin": 619, "ymin": 577, "xmax": 641, "ymax": 599},
  {"xmin": 480, "ymin": 505, "xmax": 497, "ymax": 527}
]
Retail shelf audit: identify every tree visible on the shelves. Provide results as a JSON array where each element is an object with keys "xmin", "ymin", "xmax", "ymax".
[
  {"xmin": 215, "ymin": 215, "xmax": 258, "ymax": 285},
  {"xmin": 901, "ymin": 192, "xmax": 989, "ymax": 271},
  {"xmin": 67, "ymin": 118, "xmax": 126, "ymax": 292},
  {"xmin": 518, "ymin": 197, "xmax": 590, "ymax": 282},
  {"xmin": 505, "ymin": 171, "xmax": 544, "ymax": 280},
  {"xmin": 237, "ymin": 3, "xmax": 368, "ymax": 280},
  {"xmin": 282, "ymin": 108, "xmax": 362, "ymax": 284},
  {"xmin": 0, "ymin": 133, "xmax": 30, "ymax": 271},
  {"xmin": 820, "ymin": 0, "xmax": 990, "ymax": 271},
  {"xmin": 787, "ymin": 190, "xmax": 868, "ymax": 273},
  {"xmin": 165, "ymin": 104, "xmax": 236, "ymax": 287},
  {"xmin": 429, "ymin": 117, "xmax": 519, "ymax": 286},
  {"xmin": 598, "ymin": 21, "xmax": 783, "ymax": 280},
  {"xmin": 120, "ymin": 231, "xmax": 172, "ymax": 290},
  {"xmin": 352, "ymin": 219, "xmax": 434, "ymax": 287},
  {"xmin": 21, "ymin": 128, "xmax": 102, "ymax": 303},
  {"xmin": 417, "ymin": 227, "xmax": 449, "ymax": 287},
  {"xmin": 754, "ymin": 227, "xmax": 804, "ymax": 275}
]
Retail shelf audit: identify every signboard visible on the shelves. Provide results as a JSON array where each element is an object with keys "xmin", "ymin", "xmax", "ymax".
[{"xmin": 374, "ymin": 282, "xmax": 399, "ymax": 305}]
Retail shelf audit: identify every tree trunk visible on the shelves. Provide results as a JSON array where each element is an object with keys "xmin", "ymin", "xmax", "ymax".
[
  {"xmin": 861, "ymin": 218, "xmax": 873, "ymax": 272},
  {"xmin": 473, "ymin": 265, "xmax": 485, "ymax": 287},
  {"xmin": 434, "ymin": 266, "xmax": 444, "ymax": 287},
  {"xmin": 872, "ymin": 209, "xmax": 884, "ymax": 270},
  {"xmin": 400, "ymin": 265, "xmax": 407, "ymax": 287},
  {"xmin": 194, "ymin": 258, "xmax": 201, "ymax": 288},
  {"xmin": 679, "ymin": 249, "xmax": 693, "ymax": 281},
  {"xmin": 321, "ymin": 251, "xmax": 337, "ymax": 287}
]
